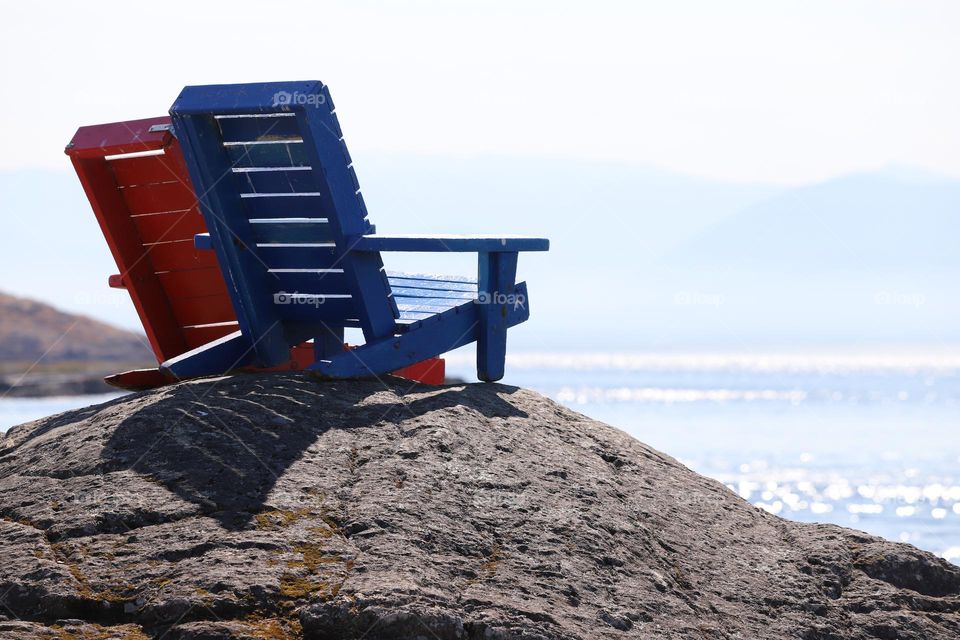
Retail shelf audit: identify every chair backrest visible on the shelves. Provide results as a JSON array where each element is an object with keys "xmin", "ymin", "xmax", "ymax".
[
  {"xmin": 66, "ymin": 117, "xmax": 239, "ymax": 362},
  {"xmin": 170, "ymin": 81, "xmax": 398, "ymax": 368}
]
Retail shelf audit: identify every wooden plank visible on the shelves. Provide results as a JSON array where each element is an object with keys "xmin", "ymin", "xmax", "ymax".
[
  {"xmin": 265, "ymin": 271, "xmax": 352, "ymax": 294},
  {"xmin": 146, "ymin": 240, "xmax": 220, "ymax": 272},
  {"xmin": 121, "ymin": 181, "xmax": 196, "ymax": 215},
  {"xmin": 168, "ymin": 292, "xmax": 238, "ymax": 327},
  {"xmin": 224, "ymin": 142, "xmax": 309, "ymax": 168},
  {"xmin": 66, "ymin": 116, "xmax": 171, "ymax": 158},
  {"xmin": 390, "ymin": 286, "xmax": 476, "ymax": 300},
  {"xmin": 355, "ymin": 235, "xmax": 550, "ymax": 253},
  {"xmin": 386, "ymin": 270, "xmax": 477, "ymax": 284},
  {"xmin": 389, "ymin": 280, "xmax": 477, "ymax": 295},
  {"xmin": 241, "ymin": 194, "xmax": 325, "ymax": 218},
  {"xmin": 250, "ymin": 244, "xmax": 340, "ymax": 270},
  {"xmin": 104, "ymin": 368, "xmax": 174, "ymax": 391},
  {"xmin": 249, "ymin": 221, "xmax": 335, "ymax": 244},
  {"xmin": 232, "ymin": 168, "xmax": 316, "ymax": 194},
  {"xmin": 395, "ymin": 300, "xmax": 462, "ymax": 313},
  {"xmin": 182, "ymin": 323, "xmax": 239, "ymax": 349},
  {"xmin": 356, "ymin": 191, "xmax": 369, "ymax": 220},
  {"xmin": 109, "ymin": 154, "xmax": 181, "ymax": 187},
  {"xmin": 217, "ymin": 115, "xmax": 301, "ymax": 142},
  {"xmin": 157, "ymin": 267, "xmax": 229, "ymax": 300},
  {"xmin": 397, "ymin": 310, "xmax": 434, "ymax": 321},
  {"xmin": 273, "ymin": 295, "xmax": 358, "ymax": 322},
  {"xmin": 132, "ymin": 209, "xmax": 207, "ymax": 244}
]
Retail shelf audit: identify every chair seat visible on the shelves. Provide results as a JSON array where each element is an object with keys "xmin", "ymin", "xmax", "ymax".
[{"xmin": 387, "ymin": 271, "xmax": 479, "ymax": 326}]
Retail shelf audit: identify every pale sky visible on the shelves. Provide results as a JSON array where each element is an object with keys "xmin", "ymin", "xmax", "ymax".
[{"xmin": 2, "ymin": 0, "xmax": 958, "ymax": 184}]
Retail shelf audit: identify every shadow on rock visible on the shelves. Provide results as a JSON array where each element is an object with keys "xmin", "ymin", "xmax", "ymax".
[{"xmin": 101, "ymin": 373, "xmax": 526, "ymax": 530}]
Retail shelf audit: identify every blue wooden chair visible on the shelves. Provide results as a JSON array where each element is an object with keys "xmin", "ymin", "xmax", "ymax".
[{"xmin": 163, "ymin": 81, "xmax": 548, "ymax": 382}]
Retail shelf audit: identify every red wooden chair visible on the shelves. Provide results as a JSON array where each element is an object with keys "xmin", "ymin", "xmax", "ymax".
[{"xmin": 66, "ymin": 116, "xmax": 444, "ymax": 390}]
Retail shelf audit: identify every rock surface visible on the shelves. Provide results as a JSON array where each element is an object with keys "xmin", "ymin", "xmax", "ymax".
[{"xmin": 0, "ymin": 373, "xmax": 957, "ymax": 639}]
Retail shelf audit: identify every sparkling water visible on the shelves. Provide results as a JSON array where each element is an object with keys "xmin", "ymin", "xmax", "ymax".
[{"xmin": 448, "ymin": 351, "xmax": 960, "ymax": 563}]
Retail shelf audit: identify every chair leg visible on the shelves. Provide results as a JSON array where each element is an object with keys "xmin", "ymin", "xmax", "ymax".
[
  {"xmin": 314, "ymin": 324, "xmax": 344, "ymax": 359},
  {"xmin": 477, "ymin": 251, "xmax": 518, "ymax": 382}
]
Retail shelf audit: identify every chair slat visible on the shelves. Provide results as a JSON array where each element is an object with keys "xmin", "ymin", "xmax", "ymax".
[
  {"xmin": 121, "ymin": 181, "xmax": 196, "ymax": 215},
  {"xmin": 168, "ymin": 292, "xmax": 238, "ymax": 327},
  {"xmin": 390, "ymin": 286, "xmax": 476, "ymax": 300},
  {"xmin": 265, "ymin": 271, "xmax": 353, "ymax": 295},
  {"xmin": 233, "ymin": 168, "xmax": 316, "ymax": 194},
  {"xmin": 132, "ymin": 209, "xmax": 206, "ymax": 244},
  {"xmin": 249, "ymin": 221, "xmax": 336, "ymax": 244},
  {"xmin": 145, "ymin": 239, "xmax": 219, "ymax": 272},
  {"xmin": 109, "ymin": 154, "xmax": 180, "ymax": 187},
  {"xmin": 274, "ymin": 295, "xmax": 358, "ymax": 322},
  {"xmin": 224, "ymin": 142, "xmax": 310, "ymax": 169},
  {"xmin": 217, "ymin": 115, "xmax": 301, "ymax": 143},
  {"xmin": 396, "ymin": 300, "xmax": 466, "ymax": 313},
  {"xmin": 182, "ymin": 323, "xmax": 240, "ymax": 349},
  {"xmin": 249, "ymin": 245, "xmax": 340, "ymax": 270},
  {"xmin": 398, "ymin": 310, "xmax": 434, "ymax": 321},
  {"xmin": 387, "ymin": 276, "xmax": 477, "ymax": 293},
  {"xmin": 157, "ymin": 267, "xmax": 229, "ymax": 300},
  {"xmin": 241, "ymin": 195, "xmax": 325, "ymax": 218},
  {"xmin": 386, "ymin": 270, "xmax": 478, "ymax": 285}
]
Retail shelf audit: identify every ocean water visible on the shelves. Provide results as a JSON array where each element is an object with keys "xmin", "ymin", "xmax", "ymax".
[
  {"xmin": 0, "ymin": 393, "xmax": 125, "ymax": 431},
  {"xmin": 448, "ymin": 352, "xmax": 960, "ymax": 563},
  {"xmin": 2, "ymin": 353, "xmax": 958, "ymax": 564}
]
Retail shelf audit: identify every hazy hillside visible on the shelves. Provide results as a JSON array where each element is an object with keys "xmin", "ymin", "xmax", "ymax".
[
  {"xmin": 665, "ymin": 170, "xmax": 960, "ymax": 273},
  {"xmin": 0, "ymin": 291, "xmax": 151, "ymax": 364},
  {"xmin": 638, "ymin": 170, "xmax": 960, "ymax": 347}
]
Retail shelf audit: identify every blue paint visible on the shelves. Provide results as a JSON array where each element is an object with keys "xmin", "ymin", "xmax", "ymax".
[{"xmin": 168, "ymin": 82, "xmax": 548, "ymax": 381}]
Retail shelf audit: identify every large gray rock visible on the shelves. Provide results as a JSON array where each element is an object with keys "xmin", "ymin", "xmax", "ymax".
[{"xmin": 0, "ymin": 373, "xmax": 957, "ymax": 639}]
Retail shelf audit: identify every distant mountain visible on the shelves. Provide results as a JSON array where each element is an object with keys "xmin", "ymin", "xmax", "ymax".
[
  {"xmin": 0, "ymin": 291, "xmax": 151, "ymax": 364},
  {"xmin": 637, "ymin": 170, "xmax": 960, "ymax": 347},
  {"xmin": 358, "ymin": 153, "xmax": 779, "ymax": 270},
  {"xmin": 664, "ymin": 171, "xmax": 960, "ymax": 273}
]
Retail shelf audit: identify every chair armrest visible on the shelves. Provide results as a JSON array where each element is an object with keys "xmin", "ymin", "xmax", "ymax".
[{"xmin": 350, "ymin": 234, "xmax": 549, "ymax": 252}]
